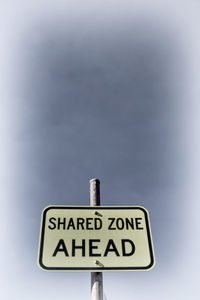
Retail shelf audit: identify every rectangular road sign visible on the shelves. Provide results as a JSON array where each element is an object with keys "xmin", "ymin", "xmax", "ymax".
[{"xmin": 38, "ymin": 206, "xmax": 155, "ymax": 272}]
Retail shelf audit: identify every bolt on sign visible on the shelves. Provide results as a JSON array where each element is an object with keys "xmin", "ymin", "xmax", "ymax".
[{"xmin": 38, "ymin": 206, "xmax": 155, "ymax": 272}]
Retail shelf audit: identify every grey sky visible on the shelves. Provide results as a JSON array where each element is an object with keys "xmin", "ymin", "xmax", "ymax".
[{"xmin": 1, "ymin": 1, "xmax": 200, "ymax": 300}]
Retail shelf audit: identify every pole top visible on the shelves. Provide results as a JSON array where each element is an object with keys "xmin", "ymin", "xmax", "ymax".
[{"xmin": 90, "ymin": 178, "xmax": 100, "ymax": 184}]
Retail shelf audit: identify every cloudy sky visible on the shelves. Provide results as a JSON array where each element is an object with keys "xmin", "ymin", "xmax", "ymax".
[{"xmin": 1, "ymin": 1, "xmax": 200, "ymax": 299}]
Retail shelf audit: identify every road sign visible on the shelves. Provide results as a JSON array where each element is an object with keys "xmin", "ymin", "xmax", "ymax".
[{"xmin": 38, "ymin": 206, "xmax": 155, "ymax": 272}]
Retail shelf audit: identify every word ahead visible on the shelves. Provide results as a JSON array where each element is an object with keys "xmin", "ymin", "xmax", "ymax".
[{"xmin": 38, "ymin": 206, "xmax": 155, "ymax": 272}]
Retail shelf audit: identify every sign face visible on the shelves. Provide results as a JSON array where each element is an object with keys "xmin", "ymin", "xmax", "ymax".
[{"xmin": 38, "ymin": 206, "xmax": 155, "ymax": 272}]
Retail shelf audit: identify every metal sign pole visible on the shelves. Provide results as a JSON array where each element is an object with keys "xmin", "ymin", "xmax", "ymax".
[{"xmin": 90, "ymin": 178, "xmax": 103, "ymax": 300}]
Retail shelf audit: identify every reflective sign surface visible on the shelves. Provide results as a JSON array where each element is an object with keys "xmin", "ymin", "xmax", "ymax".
[{"xmin": 38, "ymin": 206, "xmax": 155, "ymax": 271}]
